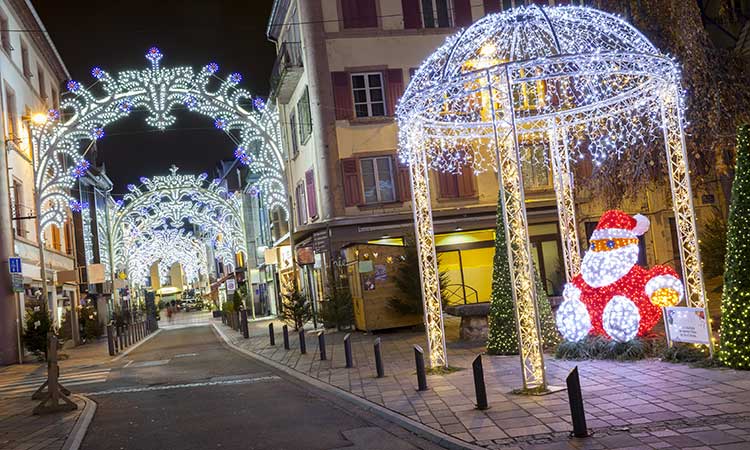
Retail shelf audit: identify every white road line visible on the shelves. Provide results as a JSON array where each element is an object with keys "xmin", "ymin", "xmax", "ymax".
[
  {"xmin": 85, "ymin": 375, "xmax": 281, "ymax": 396},
  {"xmin": 0, "ymin": 370, "xmax": 110, "ymax": 388},
  {"xmin": 0, "ymin": 368, "xmax": 110, "ymax": 384},
  {"xmin": 123, "ymin": 360, "xmax": 134, "ymax": 368},
  {"xmin": 173, "ymin": 353, "xmax": 198, "ymax": 358}
]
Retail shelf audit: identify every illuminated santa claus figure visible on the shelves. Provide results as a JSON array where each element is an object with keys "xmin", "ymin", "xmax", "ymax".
[{"xmin": 556, "ymin": 210, "xmax": 684, "ymax": 342}]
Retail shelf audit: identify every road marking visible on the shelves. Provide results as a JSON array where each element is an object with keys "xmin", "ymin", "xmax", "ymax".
[
  {"xmin": 85, "ymin": 375, "xmax": 281, "ymax": 396},
  {"xmin": 129, "ymin": 359, "xmax": 170, "ymax": 368},
  {"xmin": 0, "ymin": 368, "xmax": 110, "ymax": 396},
  {"xmin": 174, "ymin": 353, "xmax": 198, "ymax": 358},
  {"xmin": 123, "ymin": 360, "xmax": 134, "ymax": 368}
]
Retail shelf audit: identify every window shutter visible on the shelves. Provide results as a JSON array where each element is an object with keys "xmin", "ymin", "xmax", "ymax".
[
  {"xmin": 341, "ymin": 158, "xmax": 363, "ymax": 206},
  {"xmin": 396, "ymin": 158, "xmax": 411, "ymax": 202},
  {"xmin": 483, "ymin": 0, "xmax": 501, "ymax": 14},
  {"xmin": 402, "ymin": 0, "xmax": 422, "ymax": 29},
  {"xmin": 438, "ymin": 172, "xmax": 459, "ymax": 198},
  {"xmin": 457, "ymin": 165, "xmax": 476, "ymax": 197},
  {"xmin": 385, "ymin": 69, "xmax": 404, "ymax": 117},
  {"xmin": 305, "ymin": 169, "xmax": 318, "ymax": 219},
  {"xmin": 342, "ymin": 0, "xmax": 377, "ymax": 28},
  {"xmin": 331, "ymin": 72, "xmax": 353, "ymax": 120},
  {"xmin": 453, "ymin": 0, "xmax": 473, "ymax": 27}
]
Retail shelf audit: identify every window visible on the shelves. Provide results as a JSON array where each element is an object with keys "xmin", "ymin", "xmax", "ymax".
[
  {"xmin": 4, "ymin": 84, "xmax": 17, "ymax": 139},
  {"xmin": 360, "ymin": 156, "xmax": 395, "ymax": 204},
  {"xmin": 421, "ymin": 0, "xmax": 452, "ymax": 28},
  {"xmin": 437, "ymin": 165, "xmax": 475, "ymax": 198},
  {"xmin": 0, "ymin": 10, "xmax": 10, "ymax": 53},
  {"xmin": 289, "ymin": 109, "xmax": 299, "ymax": 157},
  {"xmin": 295, "ymin": 182, "xmax": 308, "ymax": 225},
  {"xmin": 20, "ymin": 40, "xmax": 30, "ymax": 78},
  {"xmin": 341, "ymin": 0, "xmax": 377, "ymax": 29},
  {"xmin": 51, "ymin": 87, "xmax": 59, "ymax": 110},
  {"xmin": 520, "ymin": 145, "xmax": 551, "ymax": 190},
  {"xmin": 296, "ymin": 87, "xmax": 312, "ymax": 143},
  {"xmin": 50, "ymin": 225, "xmax": 62, "ymax": 251},
  {"xmin": 37, "ymin": 67, "xmax": 46, "ymax": 99},
  {"xmin": 351, "ymin": 73, "xmax": 385, "ymax": 118},
  {"xmin": 12, "ymin": 179, "xmax": 23, "ymax": 237}
]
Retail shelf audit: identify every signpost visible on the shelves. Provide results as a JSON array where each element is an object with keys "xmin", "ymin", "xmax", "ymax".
[
  {"xmin": 664, "ymin": 306, "xmax": 711, "ymax": 346},
  {"xmin": 226, "ymin": 278, "xmax": 236, "ymax": 294},
  {"xmin": 8, "ymin": 257, "xmax": 21, "ymax": 273},
  {"xmin": 11, "ymin": 273, "xmax": 23, "ymax": 293}
]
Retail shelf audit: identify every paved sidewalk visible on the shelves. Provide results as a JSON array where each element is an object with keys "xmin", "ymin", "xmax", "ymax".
[
  {"xmin": 0, "ymin": 396, "xmax": 87, "ymax": 450},
  {"xmin": 220, "ymin": 318, "xmax": 750, "ymax": 449}
]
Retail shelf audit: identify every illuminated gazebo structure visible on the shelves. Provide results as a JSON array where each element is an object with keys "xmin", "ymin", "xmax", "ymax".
[{"xmin": 397, "ymin": 5, "xmax": 710, "ymax": 389}]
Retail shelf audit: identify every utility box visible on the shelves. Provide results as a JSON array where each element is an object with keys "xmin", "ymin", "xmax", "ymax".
[{"xmin": 343, "ymin": 243, "xmax": 422, "ymax": 332}]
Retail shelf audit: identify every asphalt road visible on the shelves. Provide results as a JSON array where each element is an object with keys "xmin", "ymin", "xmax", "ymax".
[{"xmin": 80, "ymin": 323, "xmax": 444, "ymax": 450}]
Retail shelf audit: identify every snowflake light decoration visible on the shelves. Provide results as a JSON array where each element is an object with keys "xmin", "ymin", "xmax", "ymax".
[{"xmin": 30, "ymin": 48, "xmax": 288, "ymax": 239}]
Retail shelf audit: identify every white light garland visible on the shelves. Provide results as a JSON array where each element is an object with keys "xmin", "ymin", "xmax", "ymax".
[
  {"xmin": 31, "ymin": 47, "xmax": 289, "ymax": 238},
  {"xmin": 601, "ymin": 295, "xmax": 641, "ymax": 342}
]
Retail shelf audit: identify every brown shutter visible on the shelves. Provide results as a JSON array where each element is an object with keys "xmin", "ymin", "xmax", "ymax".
[
  {"xmin": 483, "ymin": 0, "xmax": 500, "ymax": 14},
  {"xmin": 342, "ymin": 158, "xmax": 363, "ymax": 206},
  {"xmin": 438, "ymin": 172, "xmax": 459, "ymax": 198},
  {"xmin": 396, "ymin": 157, "xmax": 411, "ymax": 202},
  {"xmin": 385, "ymin": 68, "xmax": 404, "ymax": 117},
  {"xmin": 453, "ymin": 0, "xmax": 473, "ymax": 27},
  {"xmin": 457, "ymin": 165, "xmax": 476, "ymax": 197},
  {"xmin": 305, "ymin": 169, "xmax": 318, "ymax": 219},
  {"xmin": 402, "ymin": 0, "xmax": 422, "ymax": 29},
  {"xmin": 342, "ymin": 0, "xmax": 377, "ymax": 28},
  {"xmin": 331, "ymin": 72, "xmax": 353, "ymax": 120}
]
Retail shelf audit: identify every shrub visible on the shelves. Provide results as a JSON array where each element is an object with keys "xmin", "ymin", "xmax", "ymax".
[
  {"xmin": 23, "ymin": 304, "xmax": 53, "ymax": 359},
  {"xmin": 281, "ymin": 287, "xmax": 312, "ymax": 331},
  {"xmin": 320, "ymin": 272, "xmax": 354, "ymax": 331}
]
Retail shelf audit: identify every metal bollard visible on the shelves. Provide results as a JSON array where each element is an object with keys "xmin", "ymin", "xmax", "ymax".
[
  {"xmin": 567, "ymin": 366, "xmax": 590, "ymax": 438},
  {"xmin": 269, "ymin": 323, "xmax": 275, "ymax": 346},
  {"xmin": 241, "ymin": 309, "xmax": 249, "ymax": 339},
  {"xmin": 344, "ymin": 333, "xmax": 353, "ymax": 368},
  {"xmin": 107, "ymin": 324, "xmax": 115, "ymax": 356},
  {"xmin": 118, "ymin": 325, "xmax": 125, "ymax": 349},
  {"xmin": 472, "ymin": 355, "xmax": 489, "ymax": 410},
  {"xmin": 282, "ymin": 324, "xmax": 290, "ymax": 350},
  {"xmin": 414, "ymin": 345, "xmax": 428, "ymax": 391},
  {"xmin": 318, "ymin": 331, "xmax": 327, "ymax": 361},
  {"xmin": 125, "ymin": 324, "xmax": 131, "ymax": 347},
  {"xmin": 299, "ymin": 329, "xmax": 306, "ymax": 354},
  {"xmin": 374, "ymin": 338, "xmax": 384, "ymax": 378}
]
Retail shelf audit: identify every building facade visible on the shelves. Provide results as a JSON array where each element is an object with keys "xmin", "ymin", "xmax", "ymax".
[
  {"xmin": 265, "ymin": 0, "xmax": 730, "ymax": 327},
  {"xmin": 0, "ymin": 0, "xmax": 72, "ymax": 364}
]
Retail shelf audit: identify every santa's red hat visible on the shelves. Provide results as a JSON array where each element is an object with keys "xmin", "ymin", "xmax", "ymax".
[{"xmin": 590, "ymin": 210, "xmax": 650, "ymax": 240}]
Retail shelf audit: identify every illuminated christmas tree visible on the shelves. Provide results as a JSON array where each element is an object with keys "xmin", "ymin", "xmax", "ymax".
[
  {"xmin": 719, "ymin": 125, "xmax": 750, "ymax": 369},
  {"xmin": 487, "ymin": 195, "xmax": 517, "ymax": 354}
]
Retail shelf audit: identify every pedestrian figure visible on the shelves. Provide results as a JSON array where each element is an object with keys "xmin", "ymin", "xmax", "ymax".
[{"xmin": 167, "ymin": 306, "xmax": 174, "ymax": 324}]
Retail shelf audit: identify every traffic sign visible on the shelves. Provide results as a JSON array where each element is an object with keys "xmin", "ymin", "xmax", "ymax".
[
  {"xmin": 226, "ymin": 279, "xmax": 236, "ymax": 293},
  {"xmin": 8, "ymin": 257, "xmax": 21, "ymax": 274},
  {"xmin": 11, "ymin": 273, "xmax": 23, "ymax": 292}
]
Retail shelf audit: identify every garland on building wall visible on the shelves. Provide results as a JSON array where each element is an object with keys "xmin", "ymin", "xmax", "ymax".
[
  {"xmin": 719, "ymin": 125, "xmax": 750, "ymax": 369},
  {"xmin": 487, "ymin": 191, "xmax": 559, "ymax": 354}
]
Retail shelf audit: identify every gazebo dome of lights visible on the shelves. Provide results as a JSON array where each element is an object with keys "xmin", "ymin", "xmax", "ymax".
[{"xmin": 398, "ymin": 5, "xmax": 709, "ymax": 390}]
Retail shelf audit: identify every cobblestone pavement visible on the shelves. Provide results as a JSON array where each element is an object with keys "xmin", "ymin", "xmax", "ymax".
[
  {"xmin": 0, "ymin": 396, "xmax": 86, "ymax": 450},
  {"xmin": 220, "ymin": 317, "xmax": 750, "ymax": 449}
]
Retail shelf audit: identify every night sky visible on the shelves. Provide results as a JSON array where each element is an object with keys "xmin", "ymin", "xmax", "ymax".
[{"xmin": 31, "ymin": 0, "xmax": 276, "ymax": 198}]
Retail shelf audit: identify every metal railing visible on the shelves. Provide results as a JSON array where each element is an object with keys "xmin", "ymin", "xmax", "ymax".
[
  {"xmin": 443, "ymin": 283, "xmax": 480, "ymax": 306},
  {"xmin": 269, "ymin": 41, "xmax": 303, "ymax": 98}
]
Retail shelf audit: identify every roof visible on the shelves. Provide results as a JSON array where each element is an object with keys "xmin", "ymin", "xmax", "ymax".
[{"xmin": 267, "ymin": 0, "xmax": 291, "ymax": 42}]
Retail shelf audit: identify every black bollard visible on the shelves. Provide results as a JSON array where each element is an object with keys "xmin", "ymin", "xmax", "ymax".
[
  {"xmin": 269, "ymin": 323, "xmax": 275, "ymax": 346},
  {"xmin": 241, "ymin": 309, "xmax": 249, "ymax": 338},
  {"xmin": 567, "ymin": 366, "xmax": 590, "ymax": 438},
  {"xmin": 299, "ymin": 329, "xmax": 307, "ymax": 354},
  {"xmin": 318, "ymin": 331, "xmax": 327, "ymax": 361},
  {"xmin": 472, "ymin": 355, "xmax": 489, "ymax": 410},
  {"xmin": 414, "ymin": 345, "xmax": 428, "ymax": 391},
  {"xmin": 118, "ymin": 325, "xmax": 124, "ymax": 349},
  {"xmin": 106, "ymin": 324, "xmax": 115, "ymax": 356},
  {"xmin": 344, "ymin": 333, "xmax": 353, "ymax": 368},
  {"xmin": 125, "ymin": 324, "xmax": 131, "ymax": 347},
  {"xmin": 374, "ymin": 338, "xmax": 384, "ymax": 378},
  {"xmin": 282, "ymin": 325, "xmax": 290, "ymax": 350}
]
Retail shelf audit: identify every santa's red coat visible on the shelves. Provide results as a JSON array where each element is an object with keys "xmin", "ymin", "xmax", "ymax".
[{"xmin": 571, "ymin": 264, "xmax": 680, "ymax": 337}]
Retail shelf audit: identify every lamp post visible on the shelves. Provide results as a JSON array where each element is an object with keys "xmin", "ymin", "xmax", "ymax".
[{"xmin": 24, "ymin": 113, "xmax": 56, "ymax": 323}]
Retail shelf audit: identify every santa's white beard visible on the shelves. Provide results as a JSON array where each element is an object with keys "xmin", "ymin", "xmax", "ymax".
[{"xmin": 581, "ymin": 244, "xmax": 639, "ymax": 288}]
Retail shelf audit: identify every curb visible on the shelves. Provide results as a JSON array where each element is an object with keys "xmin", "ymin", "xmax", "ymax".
[
  {"xmin": 111, "ymin": 328, "xmax": 163, "ymax": 362},
  {"xmin": 62, "ymin": 395, "xmax": 97, "ymax": 450},
  {"xmin": 212, "ymin": 323, "xmax": 483, "ymax": 450}
]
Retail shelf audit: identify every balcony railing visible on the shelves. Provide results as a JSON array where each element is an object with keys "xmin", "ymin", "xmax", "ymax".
[{"xmin": 269, "ymin": 41, "xmax": 303, "ymax": 103}]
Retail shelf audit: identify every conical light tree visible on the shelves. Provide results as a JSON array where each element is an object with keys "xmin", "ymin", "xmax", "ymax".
[{"xmin": 719, "ymin": 125, "xmax": 750, "ymax": 369}]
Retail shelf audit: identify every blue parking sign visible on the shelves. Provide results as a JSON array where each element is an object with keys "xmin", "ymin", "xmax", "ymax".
[{"xmin": 8, "ymin": 257, "xmax": 21, "ymax": 273}]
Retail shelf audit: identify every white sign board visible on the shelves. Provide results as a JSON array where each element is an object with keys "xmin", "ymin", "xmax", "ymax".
[
  {"xmin": 664, "ymin": 306, "xmax": 711, "ymax": 345},
  {"xmin": 225, "ymin": 278, "xmax": 236, "ymax": 293}
]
